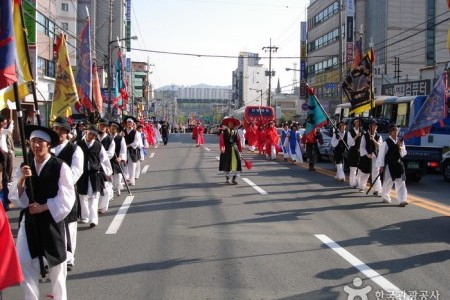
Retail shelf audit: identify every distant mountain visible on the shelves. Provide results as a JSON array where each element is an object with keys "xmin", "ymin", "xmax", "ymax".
[{"xmin": 155, "ymin": 84, "xmax": 231, "ymax": 91}]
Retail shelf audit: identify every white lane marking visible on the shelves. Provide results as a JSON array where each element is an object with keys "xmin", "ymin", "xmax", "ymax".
[
  {"xmin": 204, "ymin": 147, "xmax": 211, "ymax": 151},
  {"xmin": 215, "ymin": 156, "xmax": 220, "ymax": 160},
  {"xmin": 141, "ymin": 165, "xmax": 149, "ymax": 174},
  {"xmin": 315, "ymin": 234, "xmax": 412, "ymax": 300},
  {"xmin": 241, "ymin": 178, "xmax": 268, "ymax": 195},
  {"xmin": 150, "ymin": 153, "xmax": 155, "ymax": 158},
  {"xmin": 106, "ymin": 196, "xmax": 135, "ymax": 234}
]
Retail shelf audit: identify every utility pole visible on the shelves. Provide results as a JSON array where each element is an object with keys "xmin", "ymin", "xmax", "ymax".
[
  {"xmin": 394, "ymin": 57, "xmax": 401, "ymax": 83},
  {"xmin": 338, "ymin": 0, "xmax": 344, "ymax": 104},
  {"xmin": 262, "ymin": 38, "xmax": 278, "ymax": 107},
  {"xmin": 107, "ymin": 0, "xmax": 114, "ymax": 119}
]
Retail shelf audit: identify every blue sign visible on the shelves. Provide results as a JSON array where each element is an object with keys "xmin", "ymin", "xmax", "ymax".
[
  {"xmin": 325, "ymin": 83, "xmax": 336, "ymax": 89},
  {"xmin": 301, "ymin": 102, "xmax": 308, "ymax": 111}
]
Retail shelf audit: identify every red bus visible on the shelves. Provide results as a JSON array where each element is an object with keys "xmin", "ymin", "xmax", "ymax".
[{"xmin": 243, "ymin": 106, "xmax": 275, "ymax": 129}]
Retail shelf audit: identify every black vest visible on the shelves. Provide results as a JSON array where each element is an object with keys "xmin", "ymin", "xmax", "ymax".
[
  {"xmin": 347, "ymin": 128, "xmax": 364, "ymax": 167},
  {"xmin": 55, "ymin": 142, "xmax": 79, "ymax": 223},
  {"xmin": 24, "ymin": 156, "xmax": 67, "ymax": 267},
  {"xmin": 76, "ymin": 140, "xmax": 105, "ymax": 195},
  {"xmin": 99, "ymin": 134, "xmax": 113, "ymax": 153},
  {"xmin": 124, "ymin": 129, "xmax": 139, "ymax": 162},
  {"xmin": 111, "ymin": 135, "xmax": 124, "ymax": 174},
  {"xmin": 364, "ymin": 132, "xmax": 380, "ymax": 156},
  {"xmin": 385, "ymin": 138, "xmax": 405, "ymax": 180}
]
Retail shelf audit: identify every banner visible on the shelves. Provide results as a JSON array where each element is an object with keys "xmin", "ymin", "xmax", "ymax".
[
  {"xmin": 403, "ymin": 73, "xmax": 448, "ymax": 140},
  {"xmin": 342, "ymin": 49, "xmax": 374, "ymax": 115},
  {"xmin": 50, "ymin": 34, "xmax": 78, "ymax": 119},
  {"xmin": 92, "ymin": 62, "xmax": 103, "ymax": 113},
  {"xmin": 0, "ymin": 0, "xmax": 17, "ymax": 89},
  {"xmin": 75, "ymin": 17, "xmax": 94, "ymax": 112}
]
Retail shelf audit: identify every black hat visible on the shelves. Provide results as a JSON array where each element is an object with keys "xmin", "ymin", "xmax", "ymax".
[
  {"xmin": 352, "ymin": 117, "xmax": 362, "ymax": 124},
  {"xmin": 369, "ymin": 119, "xmax": 378, "ymax": 125},
  {"xmin": 109, "ymin": 121, "xmax": 123, "ymax": 132},
  {"xmin": 52, "ymin": 116, "xmax": 72, "ymax": 132},
  {"xmin": 0, "ymin": 115, "xmax": 5, "ymax": 122},
  {"xmin": 97, "ymin": 118, "xmax": 110, "ymax": 125},
  {"xmin": 25, "ymin": 125, "xmax": 60, "ymax": 147},
  {"xmin": 337, "ymin": 121, "xmax": 346, "ymax": 126},
  {"xmin": 86, "ymin": 125, "xmax": 99, "ymax": 136},
  {"xmin": 123, "ymin": 115, "xmax": 138, "ymax": 124},
  {"xmin": 388, "ymin": 124, "xmax": 398, "ymax": 132}
]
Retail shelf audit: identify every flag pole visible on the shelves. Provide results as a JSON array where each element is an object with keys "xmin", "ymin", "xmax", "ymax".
[
  {"xmin": 303, "ymin": 80, "xmax": 349, "ymax": 150},
  {"xmin": 13, "ymin": 82, "xmax": 46, "ymax": 280}
]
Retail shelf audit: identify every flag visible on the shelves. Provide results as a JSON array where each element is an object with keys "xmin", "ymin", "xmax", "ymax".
[
  {"xmin": 305, "ymin": 86, "xmax": 328, "ymax": 135},
  {"xmin": 92, "ymin": 62, "xmax": 103, "ymax": 113},
  {"xmin": 13, "ymin": 0, "xmax": 33, "ymax": 84},
  {"xmin": 342, "ymin": 49, "xmax": 375, "ymax": 115},
  {"xmin": 0, "ymin": 0, "xmax": 16, "ymax": 89},
  {"xmin": 352, "ymin": 37, "xmax": 362, "ymax": 68},
  {"xmin": 403, "ymin": 73, "xmax": 448, "ymax": 140},
  {"xmin": 115, "ymin": 48, "xmax": 128, "ymax": 108},
  {"xmin": 50, "ymin": 33, "xmax": 78, "ymax": 120},
  {"xmin": 0, "ymin": 205, "xmax": 23, "ymax": 291},
  {"xmin": 75, "ymin": 17, "xmax": 94, "ymax": 112}
]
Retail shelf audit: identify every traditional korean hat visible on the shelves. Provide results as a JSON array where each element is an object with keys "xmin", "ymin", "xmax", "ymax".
[
  {"xmin": 123, "ymin": 115, "xmax": 138, "ymax": 124},
  {"xmin": 221, "ymin": 117, "xmax": 240, "ymax": 127},
  {"xmin": 52, "ymin": 116, "xmax": 72, "ymax": 132},
  {"xmin": 109, "ymin": 121, "xmax": 123, "ymax": 132},
  {"xmin": 25, "ymin": 125, "xmax": 60, "ymax": 147},
  {"xmin": 97, "ymin": 117, "xmax": 110, "ymax": 125},
  {"xmin": 86, "ymin": 125, "xmax": 100, "ymax": 136}
]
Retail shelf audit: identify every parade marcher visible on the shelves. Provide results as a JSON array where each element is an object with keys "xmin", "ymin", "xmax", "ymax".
[
  {"xmin": 75, "ymin": 121, "xmax": 86, "ymax": 143},
  {"xmin": 219, "ymin": 117, "xmax": 243, "ymax": 185},
  {"xmin": 51, "ymin": 117, "xmax": 84, "ymax": 271},
  {"xmin": 264, "ymin": 121, "xmax": 279, "ymax": 160},
  {"xmin": 280, "ymin": 123, "xmax": 290, "ymax": 161},
  {"xmin": 77, "ymin": 125, "xmax": 112, "ymax": 228},
  {"xmin": 192, "ymin": 121, "xmax": 205, "ymax": 147},
  {"xmin": 161, "ymin": 121, "xmax": 170, "ymax": 145},
  {"xmin": 245, "ymin": 121, "xmax": 258, "ymax": 152},
  {"xmin": 154, "ymin": 121, "xmax": 162, "ymax": 147},
  {"xmin": 302, "ymin": 127, "xmax": 324, "ymax": 171},
  {"xmin": 346, "ymin": 118, "xmax": 364, "ymax": 188},
  {"xmin": 135, "ymin": 124, "xmax": 146, "ymax": 180},
  {"xmin": 376, "ymin": 124, "xmax": 409, "ymax": 207},
  {"xmin": 237, "ymin": 125, "xmax": 246, "ymax": 149},
  {"xmin": 0, "ymin": 116, "xmax": 14, "ymax": 182},
  {"xmin": 331, "ymin": 121, "xmax": 347, "ymax": 182},
  {"xmin": 9, "ymin": 125, "xmax": 76, "ymax": 300},
  {"xmin": 124, "ymin": 117, "xmax": 141, "ymax": 186},
  {"xmin": 287, "ymin": 122, "xmax": 303, "ymax": 164},
  {"xmin": 109, "ymin": 121, "xmax": 127, "ymax": 196},
  {"xmin": 357, "ymin": 120, "xmax": 382, "ymax": 195},
  {"xmin": 96, "ymin": 118, "xmax": 115, "ymax": 214}
]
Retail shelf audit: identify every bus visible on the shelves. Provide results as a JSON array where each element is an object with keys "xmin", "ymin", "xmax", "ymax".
[{"xmin": 231, "ymin": 105, "xmax": 275, "ymax": 130}]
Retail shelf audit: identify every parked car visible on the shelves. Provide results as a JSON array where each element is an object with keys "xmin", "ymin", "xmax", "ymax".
[{"xmin": 442, "ymin": 151, "xmax": 450, "ymax": 182}]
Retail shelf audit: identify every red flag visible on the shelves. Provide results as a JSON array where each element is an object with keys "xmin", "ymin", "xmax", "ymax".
[
  {"xmin": 0, "ymin": 205, "xmax": 23, "ymax": 290},
  {"xmin": 92, "ymin": 62, "xmax": 103, "ymax": 113},
  {"xmin": 0, "ymin": 0, "xmax": 17, "ymax": 89}
]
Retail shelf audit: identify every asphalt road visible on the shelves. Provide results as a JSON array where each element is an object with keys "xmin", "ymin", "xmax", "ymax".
[{"xmin": 3, "ymin": 133, "xmax": 450, "ymax": 300}]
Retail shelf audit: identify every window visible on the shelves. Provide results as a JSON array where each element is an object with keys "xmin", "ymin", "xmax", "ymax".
[
  {"xmin": 37, "ymin": 57, "xmax": 56, "ymax": 78},
  {"xmin": 61, "ymin": 22, "xmax": 69, "ymax": 30},
  {"xmin": 61, "ymin": 3, "xmax": 69, "ymax": 11}
]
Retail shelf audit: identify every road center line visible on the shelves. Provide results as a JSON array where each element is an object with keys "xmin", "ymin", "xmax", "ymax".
[
  {"xmin": 315, "ymin": 234, "xmax": 411, "ymax": 300},
  {"xmin": 150, "ymin": 153, "xmax": 155, "ymax": 158},
  {"xmin": 241, "ymin": 177, "xmax": 268, "ymax": 195},
  {"xmin": 141, "ymin": 165, "xmax": 149, "ymax": 174},
  {"xmin": 106, "ymin": 196, "xmax": 135, "ymax": 235},
  {"xmin": 204, "ymin": 147, "xmax": 211, "ymax": 151}
]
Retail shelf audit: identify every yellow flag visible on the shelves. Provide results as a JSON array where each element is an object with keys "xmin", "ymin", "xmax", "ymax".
[
  {"xmin": 13, "ymin": 0, "xmax": 33, "ymax": 83},
  {"xmin": 50, "ymin": 34, "xmax": 78, "ymax": 120},
  {"xmin": 0, "ymin": 82, "xmax": 31, "ymax": 111}
]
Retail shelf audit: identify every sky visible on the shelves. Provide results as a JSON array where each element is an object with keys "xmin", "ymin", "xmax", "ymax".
[{"xmin": 130, "ymin": 0, "xmax": 309, "ymax": 92}]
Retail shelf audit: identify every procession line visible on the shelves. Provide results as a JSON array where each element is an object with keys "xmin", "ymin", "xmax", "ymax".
[
  {"xmin": 315, "ymin": 234, "xmax": 412, "ymax": 300},
  {"xmin": 241, "ymin": 178, "xmax": 268, "ymax": 195},
  {"xmin": 106, "ymin": 196, "xmax": 135, "ymax": 234},
  {"xmin": 141, "ymin": 165, "xmax": 149, "ymax": 174}
]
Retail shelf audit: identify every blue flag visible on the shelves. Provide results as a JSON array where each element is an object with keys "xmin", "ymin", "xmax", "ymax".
[
  {"xmin": 305, "ymin": 94, "xmax": 328, "ymax": 135},
  {"xmin": 0, "ymin": 0, "xmax": 17, "ymax": 89},
  {"xmin": 403, "ymin": 73, "xmax": 447, "ymax": 140},
  {"xmin": 75, "ymin": 17, "xmax": 93, "ymax": 112}
]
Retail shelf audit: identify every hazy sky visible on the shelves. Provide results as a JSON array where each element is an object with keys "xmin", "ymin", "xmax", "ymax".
[{"xmin": 130, "ymin": 0, "xmax": 309, "ymax": 91}]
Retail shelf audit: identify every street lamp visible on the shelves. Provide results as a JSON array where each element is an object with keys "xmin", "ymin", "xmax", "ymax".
[
  {"xmin": 107, "ymin": 35, "xmax": 138, "ymax": 119},
  {"xmin": 249, "ymin": 88, "xmax": 263, "ymax": 106}
]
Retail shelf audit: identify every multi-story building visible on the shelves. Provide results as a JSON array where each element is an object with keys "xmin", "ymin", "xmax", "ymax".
[
  {"xmin": 232, "ymin": 52, "xmax": 268, "ymax": 108},
  {"xmin": 56, "ymin": 0, "xmax": 78, "ymax": 65},
  {"xmin": 306, "ymin": 0, "xmax": 448, "ymax": 114},
  {"xmin": 131, "ymin": 61, "xmax": 152, "ymax": 118}
]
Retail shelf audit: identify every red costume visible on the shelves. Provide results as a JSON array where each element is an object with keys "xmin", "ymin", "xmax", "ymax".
[
  {"xmin": 192, "ymin": 124, "xmax": 205, "ymax": 146},
  {"xmin": 245, "ymin": 123, "xmax": 258, "ymax": 151},
  {"xmin": 265, "ymin": 124, "xmax": 279, "ymax": 159},
  {"xmin": 257, "ymin": 126, "xmax": 267, "ymax": 154}
]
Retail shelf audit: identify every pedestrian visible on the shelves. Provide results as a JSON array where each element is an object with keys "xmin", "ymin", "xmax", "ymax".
[
  {"xmin": 303, "ymin": 127, "xmax": 324, "ymax": 171},
  {"xmin": 123, "ymin": 117, "xmax": 140, "ymax": 186},
  {"xmin": 331, "ymin": 121, "xmax": 347, "ymax": 181},
  {"xmin": 357, "ymin": 119, "xmax": 382, "ymax": 195},
  {"xmin": 161, "ymin": 121, "xmax": 170, "ymax": 145},
  {"xmin": 109, "ymin": 121, "xmax": 127, "ymax": 196},
  {"xmin": 264, "ymin": 121, "xmax": 279, "ymax": 160},
  {"xmin": 192, "ymin": 121, "xmax": 205, "ymax": 147},
  {"xmin": 287, "ymin": 122, "xmax": 303, "ymax": 164},
  {"xmin": 51, "ymin": 116, "xmax": 84, "ymax": 271},
  {"xmin": 96, "ymin": 118, "xmax": 115, "ymax": 214},
  {"xmin": 77, "ymin": 125, "xmax": 112, "ymax": 228},
  {"xmin": 9, "ymin": 124, "xmax": 76, "ymax": 300},
  {"xmin": 376, "ymin": 124, "xmax": 409, "ymax": 207},
  {"xmin": 219, "ymin": 117, "xmax": 243, "ymax": 185},
  {"xmin": 280, "ymin": 123, "xmax": 290, "ymax": 161},
  {"xmin": 346, "ymin": 118, "xmax": 364, "ymax": 188}
]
